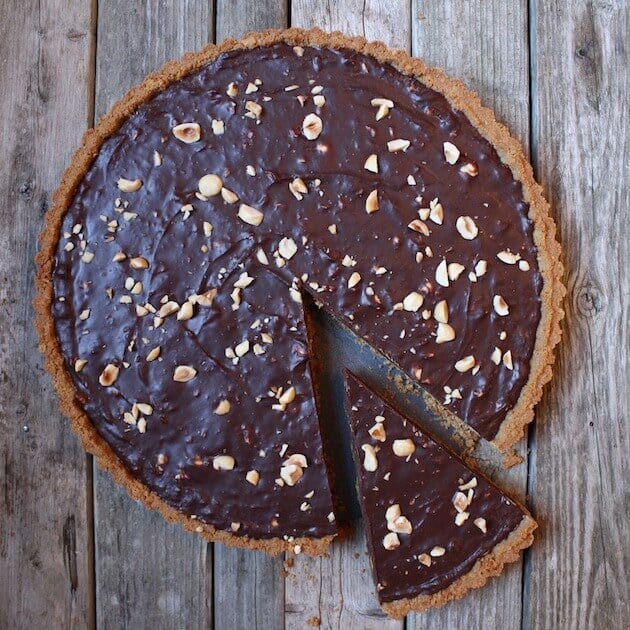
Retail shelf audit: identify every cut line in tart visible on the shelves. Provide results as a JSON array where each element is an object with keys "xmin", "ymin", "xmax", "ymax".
[
  {"xmin": 35, "ymin": 28, "xmax": 562, "ymax": 559},
  {"xmin": 344, "ymin": 372, "xmax": 536, "ymax": 617}
]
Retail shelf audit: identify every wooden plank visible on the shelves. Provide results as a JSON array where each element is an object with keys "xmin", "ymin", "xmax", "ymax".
[
  {"xmin": 92, "ymin": 3, "xmax": 213, "ymax": 629},
  {"xmin": 0, "ymin": 1, "xmax": 94, "ymax": 628},
  {"xmin": 216, "ymin": 0, "xmax": 288, "ymax": 43},
  {"xmin": 286, "ymin": 3, "xmax": 409, "ymax": 627},
  {"xmin": 524, "ymin": 1, "xmax": 629, "ymax": 628},
  {"xmin": 408, "ymin": 2, "xmax": 531, "ymax": 628},
  {"xmin": 212, "ymin": 4, "xmax": 288, "ymax": 629},
  {"xmin": 292, "ymin": 0, "xmax": 410, "ymax": 50}
]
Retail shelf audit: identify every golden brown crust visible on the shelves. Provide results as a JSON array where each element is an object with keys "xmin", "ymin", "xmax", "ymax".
[
  {"xmin": 381, "ymin": 514, "xmax": 537, "ymax": 618},
  {"xmin": 34, "ymin": 28, "xmax": 562, "ymax": 555}
]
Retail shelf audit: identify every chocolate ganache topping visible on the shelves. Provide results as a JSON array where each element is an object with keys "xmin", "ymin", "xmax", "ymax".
[
  {"xmin": 52, "ymin": 43, "xmax": 541, "ymax": 539},
  {"xmin": 345, "ymin": 374, "xmax": 529, "ymax": 604}
]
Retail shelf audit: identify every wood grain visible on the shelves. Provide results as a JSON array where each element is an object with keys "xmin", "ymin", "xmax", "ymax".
[
  {"xmin": 524, "ymin": 1, "xmax": 629, "ymax": 628},
  {"xmin": 216, "ymin": 0, "xmax": 288, "ymax": 43},
  {"xmin": 292, "ymin": 0, "xmax": 411, "ymax": 50},
  {"xmin": 409, "ymin": 2, "xmax": 531, "ymax": 627},
  {"xmin": 286, "ymin": 3, "xmax": 408, "ymax": 628},
  {"xmin": 92, "ymin": 2, "xmax": 213, "ymax": 629},
  {"xmin": 2, "ymin": 2, "xmax": 627, "ymax": 628},
  {"xmin": 213, "ymin": 4, "xmax": 289, "ymax": 628},
  {"xmin": 0, "ymin": 1, "xmax": 94, "ymax": 627}
]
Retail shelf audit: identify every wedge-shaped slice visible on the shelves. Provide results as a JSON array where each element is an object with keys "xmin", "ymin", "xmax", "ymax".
[{"xmin": 344, "ymin": 373, "xmax": 536, "ymax": 617}]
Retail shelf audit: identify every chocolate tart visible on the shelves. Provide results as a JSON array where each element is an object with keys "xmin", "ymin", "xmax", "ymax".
[
  {"xmin": 344, "ymin": 372, "xmax": 536, "ymax": 616},
  {"xmin": 35, "ymin": 29, "xmax": 562, "ymax": 556}
]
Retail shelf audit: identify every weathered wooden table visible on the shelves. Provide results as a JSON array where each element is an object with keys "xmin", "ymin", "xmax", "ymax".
[{"xmin": 1, "ymin": 1, "xmax": 627, "ymax": 628}]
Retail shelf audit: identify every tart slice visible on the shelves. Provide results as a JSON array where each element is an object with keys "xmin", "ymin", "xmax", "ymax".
[{"xmin": 344, "ymin": 373, "xmax": 536, "ymax": 617}]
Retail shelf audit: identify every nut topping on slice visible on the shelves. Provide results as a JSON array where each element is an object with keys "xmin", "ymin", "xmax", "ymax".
[
  {"xmin": 211, "ymin": 119, "xmax": 225, "ymax": 135},
  {"xmin": 429, "ymin": 199, "xmax": 444, "ymax": 225},
  {"xmin": 493, "ymin": 295, "xmax": 510, "ymax": 316},
  {"xmin": 491, "ymin": 346, "xmax": 502, "ymax": 365},
  {"xmin": 387, "ymin": 138, "xmax": 410, "ymax": 152},
  {"xmin": 130, "ymin": 256, "xmax": 149, "ymax": 270},
  {"xmin": 456, "ymin": 216, "xmax": 479, "ymax": 240},
  {"xmin": 455, "ymin": 511, "xmax": 470, "ymax": 526},
  {"xmin": 348, "ymin": 272, "xmax": 362, "ymax": 288},
  {"xmin": 392, "ymin": 438, "xmax": 415, "ymax": 458},
  {"xmin": 278, "ymin": 386, "xmax": 296, "ymax": 405},
  {"xmin": 436, "ymin": 322, "xmax": 456, "ymax": 344},
  {"xmin": 213, "ymin": 455, "xmax": 235, "ymax": 471},
  {"xmin": 474, "ymin": 517, "xmax": 488, "ymax": 533},
  {"xmin": 448, "ymin": 263, "xmax": 466, "ymax": 281},
  {"xmin": 402, "ymin": 291, "xmax": 424, "ymax": 312},
  {"xmin": 368, "ymin": 422, "xmax": 386, "ymax": 442},
  {"xmin": 173, "ymin": 365, "xmax": 197, "ymax": 382},
  {"xmin": 419, "ymin": 553, "xmax": 432, "ymax": 567},
  {"xmin": 280, "ymin": 461, "xmax": 304, "ymax": 487},
  {"xmin": 364, "ymin": 154, "xmax": 379, "ymax": 173},
  {"xmin": 383, "ymin": 532, "xmax": 400, "ymax": 550},
  {"xmin": 436, "ymin": 259, "xmax": 449, "ymax": 287},
  {"xmin": 459, "ymin": 477, "xmax": 478, "ymax": 491},
  {"xmin": 172, "ymin": 122, "xmax": 201, "ymax": 143},
  {"xmin": 158, "ymin": 301, "xmax": 179, "ymax": 318},
  {"xmin": 177, "ymin": 301, "xmax": 194, "ymax": 321},
  {"xmin": 365, "ymin": 189, "xmax": 379, "ymax": 214},
  {"xmin": 214, "ymin": 400, "xmax": 231, "ymax": 415},
  {"xmin": 245, "ymin": 101, "xmax": 263, "ymax": 119},
  {"xmin": 221, "ymin": 187, "xmax": 239, "ymax": 204},
  {"xmin": 302, "ymin": 113, "xmax": 323, "ymax": 140},
  {"xmin": 497, "ymin": 250, "xmax": 521, "ymax": 264},
  {"xmin": 146, "ymin": 346, "xmax": 160, "ymax": 362},
  {"xmin": 238, "ymin": 204, "xmax": 264, "ymax": 226},
  {"xmin": 460, "ymin": 162, "xmax": 478, "ymax": 176},
  {"xmin": 503, "ymin": 350, "xmax": 514, "ymax": 370},
  {"xmin": 430, "ymin": 546, "xmax": 446, "ymax": 557},
  {"xmin": 361, "ymin": 444, "xmax": 378, "ymax": 471},
  {"xmin": 408, "ymin": 219, "xmax": 430, "ymax": 236},
  {"xmin": 371, "ymin": 97, "xmax": 394, "ymax": 120},
  {"xmin": 434, "ymin": 300, "xmax": 449, "ymax": 323},
  {"xmin": 385, "ymin": 504, "xmax": 401, "ymax": 522},
  {"xmin": 455, "ymin": 355, "xmax": 476, "ymax": 373},
  {"xmin": 117, "ymin": 178, "xmax": 143, "ymax": 193},
  {"xmin": 99, "ymin": 364, "xmax": 119, "ymax": 387},
  {"xmin": 198, "ymin": 174, "xmax": 223, "ymax": 197},
  {"xmin": 74, "ymin": 359, "xmax": 87, "ymax": 373},
  {"xmin": 289, "ymin": 177, "xmax": 308, "ymax": 199},
  {"xmin": 246, "ymin": 470, "xmax": 260, "ymax": 486},
  {"xmin": 389, "ymin": 515, "xmax": 413, "ymax": 534},
  {"xmin": 278, "ymin": 237, "xmax": 298, "ymax": 260},
  {"xmin": 194, "ymin": 289, "xmax": 217, "ymax": 309},
  {"xmin": 443, "ymin": 141, "xmax": 460, "ymax": 164}
]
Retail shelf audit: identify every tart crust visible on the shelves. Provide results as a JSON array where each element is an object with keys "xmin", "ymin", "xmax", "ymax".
[
  {"xmin": 382, "ymin": 514, "xmax": 537, "ymax": 618},
  {"xmin": 34, "ymin": 28, "xmax": 563, "ymax": 554}
]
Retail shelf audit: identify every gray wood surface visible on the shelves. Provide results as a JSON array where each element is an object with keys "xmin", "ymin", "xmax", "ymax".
[
  {"xmin": 1, "ymin": 0, "xmax": 628, "ymax": 629},
  {"xmin": 524, "ymin": 1, "xmax": 630, "ymax": 628},
  {"xmin": 92, "ymin": 3, "xmax": 213, "ymax": 629},
  {"xmin": 0, "ymin": 1, "xmax": 94, "ymax": 627}
]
